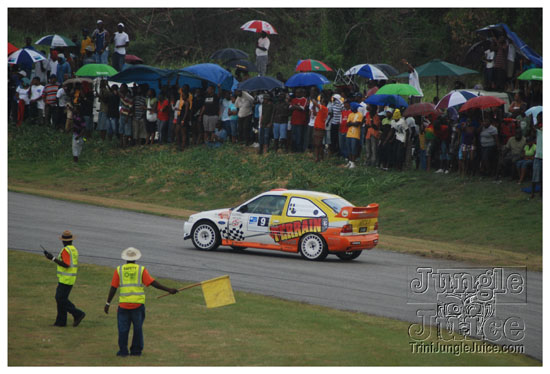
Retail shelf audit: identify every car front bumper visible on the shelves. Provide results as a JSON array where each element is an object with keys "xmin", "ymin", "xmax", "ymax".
[{"xmin": 183, "ymin": 221, "xmax": 193, "ymax": 240}]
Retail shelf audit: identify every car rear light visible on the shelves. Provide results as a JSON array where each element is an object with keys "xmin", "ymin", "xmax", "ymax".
[{"xmin": 341, "ymin": 224, "xmax": 353, "ymax": 233}]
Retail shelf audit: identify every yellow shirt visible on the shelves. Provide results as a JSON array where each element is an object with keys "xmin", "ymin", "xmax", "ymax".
[
  {"xmin": 80, "ymin": 37, "xmax": 94, "ymax": 55},
  {"xmin": 346, "ymin": 112, "xmax": 363, "ymax": 139},
  {"xmin": 178, "ymin": 89, "xmax": 193, "ymax": 111}
]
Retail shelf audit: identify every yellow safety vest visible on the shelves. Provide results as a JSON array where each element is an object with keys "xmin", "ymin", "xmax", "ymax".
[
  {"xmin": 56, "ymin": 245, "xmax": 78, "ymax": 285},
  {"xmin": 117, "ymin": 263, "xmax": 146, "ymax": 304}
]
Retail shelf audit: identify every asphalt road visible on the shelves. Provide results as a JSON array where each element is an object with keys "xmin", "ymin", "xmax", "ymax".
[{"xmin": 8, "ymin": 192, "xmax": 542, "ymax": 361}]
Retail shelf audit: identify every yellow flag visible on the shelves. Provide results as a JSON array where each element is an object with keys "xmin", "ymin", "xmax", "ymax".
[{"xmin": 201, "ymin": 275, "xmax": 236, "ymax": 308}]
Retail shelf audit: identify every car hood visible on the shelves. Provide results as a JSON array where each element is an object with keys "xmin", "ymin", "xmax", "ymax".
[{"xmin": 189, "ymin": 208, "xmax": 232, "ymax": 221}]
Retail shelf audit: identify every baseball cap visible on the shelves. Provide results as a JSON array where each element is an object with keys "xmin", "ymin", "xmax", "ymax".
[
  {"xmin": 97, "ymin": 19, "xmax": 103, "ymax": 24},
  {"xmin": 118, "ymin": 22, "xmax": 124, "ymax": 28}
]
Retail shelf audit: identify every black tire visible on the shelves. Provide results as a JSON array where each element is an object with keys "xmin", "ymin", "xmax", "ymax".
[
  {"xmin": 336, "ymin": 251, "xmax": 362, "ymax": 261},
  {"xmin": 191, "ymin": 221, "xmax": 220, "ymax": 251},
  {"xmin": 230, "ymin": 245, "xmax": 247, "ymax": 251},
  {"xmin": 299, "ymin": 233, "xmax": 328, "ymax": 261}
]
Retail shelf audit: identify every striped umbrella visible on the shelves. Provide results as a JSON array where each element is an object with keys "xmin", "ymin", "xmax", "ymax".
[
  {"xmin": 8, "ymin": 48, "xmax": 46, "ymax": 65},
  {"xmin": 35, "ymin": 34, "xmax": 76, "ymax": 48},
  {"xmin": 344, "ymin": 64, "xmax": 388, "ymax": 80},
  {"xmin": 240, "ymin": 20, "xmax": 277, "ymax": 35},
  {"xmin": 435, "ymin": 90, "xmax": 478, "ymax": 110},
  {"xmin": 295, "ymin": 59, "xmax": 332, "ymax": 72}
]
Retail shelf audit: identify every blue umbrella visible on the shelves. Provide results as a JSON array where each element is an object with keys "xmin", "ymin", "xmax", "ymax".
[
  {"xmin": 237, "ymin": 76, "xmax": 284, "ymax": 92},
  {"xmin": 285, "ymin": 72, "xmax": 330, "ymax": 87},
  {"xmin": 364, "ymin": 94, "xmax": 408, "ymax": 108},
  {"xmin": 180, "ymin": 63, "xmax": 234, "ymax": 90},
  {"xmin": 7, "ymin": 48, "xmax": 46, "ymax": 66},
  {"xmin": 525, "ymin": 106, "xmax": 542, "ymax": 124},
  {"xmin": 344, "ymin": 64, "xmax": 388, "ymax": 80}
]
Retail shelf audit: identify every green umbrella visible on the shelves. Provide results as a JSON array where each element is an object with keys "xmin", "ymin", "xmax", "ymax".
[
  {"xmin": 396, "ymin": 59, "xmax": 478, "ymax": 97},
  {"xmin": 75, "ymin": 64, "xmax": 118, "ymax": 77},
  {"xmin": 375, "ymin": 83, "xmax": 420, "ymax": 96},
  {"xmin": 518, "ymin": 68, "xmax": 542, "ymax": 81}
]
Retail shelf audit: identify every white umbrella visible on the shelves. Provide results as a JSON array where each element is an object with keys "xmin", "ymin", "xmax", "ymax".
[
  {"xmin": 8, "ymin": 48, "xmax": 46, "ymax": 65},
  {"xmin": 525, "ymin": 106, "xmax": 543, "ymax": 124},
  {"xmin": 240, "ymin": 20, "xmax": 278, "ymax": 35},
  {"xmin": 344, "ymin": 64, "xmax": 388, "ymax": 80}
]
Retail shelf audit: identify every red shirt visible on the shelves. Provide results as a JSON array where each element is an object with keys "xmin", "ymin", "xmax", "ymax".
[
  {"xmin": 290, "ymin": 97, "xmax": 307, "ymax": 125},
  {"xmin": 111, "ymin": 266, "xmax": 155, "ymax": 310},
  {"xmin": 340, "ymin": 109, "xmax": 351, "ymax": 134},
  {"xmin": 157, "ymin": 99, "xmax": 170, "ymax": 121},
  {"xmin": 434, "ymin": 124, "xmax": 450, "ymax": 142},
  {"xmin": 314, "ymin": 105, "xmax": 329, "ymax": 130}
]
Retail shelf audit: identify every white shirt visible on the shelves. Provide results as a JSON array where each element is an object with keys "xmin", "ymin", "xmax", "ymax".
[
  {"xmin": 392, "ymin": 118, "xmax": 407, "ymax": 143},
  {"xmin": 406, "ymin": 116, "xmax": 418, "ymax": 135},
  {"xmin": 31, "ymin": 85, "xmax": 45, "ymax": 110},
  {"xmin": 16, "ymin": 86, "xmax": 30, "ymax": 105},
  {"xmin": 56, "ymin": 87, "xmax": 69, "ymax": 107},
  {"xmin": 484, "ymin": 49, "xmax": 495, "ymax": 69},
  {"xmin": 408, "ymin": 69, "xmax": 423, "ymax": 97},
  {"xmin": 507, "ymin": 43, "xmax": 516, "ymax": 62},
  {"xmin": 308, "ymin": 101, "xmax": 316, "ymax": 127},
  {"xmin": 113, "ymin": 31, "xmax": 129, "ymax": 54},
  {"xmin": 256, "ymin": 37, "xmax": 270, "ymax": 57},
  {"xmin": 48, "ymin": 58, "xmax": 58, "ymax": 76}
]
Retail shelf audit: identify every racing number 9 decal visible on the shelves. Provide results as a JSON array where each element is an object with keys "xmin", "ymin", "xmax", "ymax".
[{"xmin": 258, "ymin": 217, "xmax": 269, "ymax": 227}]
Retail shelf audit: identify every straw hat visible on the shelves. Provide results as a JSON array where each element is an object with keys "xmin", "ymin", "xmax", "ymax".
[
  {"xmin": 59, "ymin": 230, "xmax": 75, "ymax": 241},
  {"xmin": 121, "ymin": 247, "xmax": 142, "ymax": 261}
]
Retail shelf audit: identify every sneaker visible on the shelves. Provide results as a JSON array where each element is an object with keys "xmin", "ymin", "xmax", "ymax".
[
  {"xmin": 349, "ymin": 162, "xmax": 356, "ymax": 169},
  {"xmin": 251, "ymin": 142, "xmax": 259, "ymax": 148},
  {"xmin": 444, "ymin": 170, "xmax": 450, "ymax": 174},
  {"xmin": 435, "ymin": 169, "xmax": 444, "ymax": 173}
]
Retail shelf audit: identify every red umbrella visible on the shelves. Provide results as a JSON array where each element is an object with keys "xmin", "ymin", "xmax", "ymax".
[
  {"xmin": 403, "ymin": 103, "xmax": 441, "ymax": 118},
  {"xmin": 295, "ymin": 59, "xmax": 332, "ymax": 72},
  {"xmin": 8, "ymin": 42, "xmax": 19, "ymax": 56},
  {"xmin": 459, "ymin": 95, "xmax": 506, "ymax": 112},
  {"xmin": 240, "ymin": 20, "xmax": 277, "ymax": 35},
  {"xmin": 125, "ymin": 54, "xmax": 144, "ymax": 65}
]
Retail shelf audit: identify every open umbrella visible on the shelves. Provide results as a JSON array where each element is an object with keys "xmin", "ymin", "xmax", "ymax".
[
  {"xmin": 8, "ymin": 48, "xmax": 46, "ymax": 65},
  {"xmin": 8, "ymin": 42, "xmax": 19, "ymax": 56},
  {"xmin": 75, "ymin": 63, "xmax": 118, "ymax": 77},
  {"xmin": 435, "ymin": 90, "xmax": 478, "ymax": 110},
  {"xmin": 225, "ymin": 59, "xmax": 257, "ymax": 72},
  {"xmin": 344, "ymin": 64, "xmax": 388, "ymax": 80},
  {"xmin": 403, "ymin": 103, "xmax": 440, "ymax": 117},
  {"xmin": 240, "ymin": 20, "xmax": 277, "ymax": 35},
  {"xmin": 181, "ymin": 63, "xmax": 234, "ymax": 90},
  {"xmin": 525, "ymin": 106, "xmax": 543, "ymax": 124},
  {"xmin": 285, "ymin": 72, "xmax": 330, "ymax": 87},
  {"xmin": 518, "ymin": 68, "xmax": 542, "ymax": 81},
  {"xmin": 373, "ymin": 63, "xmax": 399, "ymax": 77},
  {"xmin": 396, "ymin": 59, "xmax": 478, "ymax": 97},
  {"xmin": 295, "ymin": 59, "xmax": 332, "ymax": 72},
  {"xmin": 459, "ymin": 96, "xmax": 505, "ymax": 112},
  {"xmin": 125, "ymin": 54, "xmax": 144, "ymax": 65},
  {"xmin": 210, "ymin": 48, "xmax": 249, "ymax": 62},
  {"xmin": 375, "ymin": 83, "xmax": 420, "ymax": 96},
  {"xmin": 364, "ymin": 94, "xmax": 408, "ymax": 108},
  {"xmin": 64, "ymin": 77, "xmax": 93, "ymax": 85},
  {"xmin": 237, "ymin": 76, "xmax": 284, "ymax": 92},
  {"xmin": 35, "ymin": 34, "xmax": 76, "ymax": 48}
]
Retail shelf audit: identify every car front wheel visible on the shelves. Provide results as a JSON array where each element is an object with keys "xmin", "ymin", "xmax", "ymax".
[
  {"xmin": 336, "ymin": 251, "xmax": 362, "ymax": 261},
  {"xmin": 299, "ymin": 233, "xmax": 328, "ymax": 261},
  {"xmin": 191, "ymin": 221, "xmax": 220, "ymax": 251}
]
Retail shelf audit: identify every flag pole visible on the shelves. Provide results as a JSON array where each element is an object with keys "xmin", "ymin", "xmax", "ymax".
[{"xmin": 157, "ymin": 282, "xmax": 201, "ymax": 299}]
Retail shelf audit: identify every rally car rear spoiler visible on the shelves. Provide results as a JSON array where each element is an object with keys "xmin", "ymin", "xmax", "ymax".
[{"xmin": 336, "ymin": 204, "xmax": 379, "ymax": 219}]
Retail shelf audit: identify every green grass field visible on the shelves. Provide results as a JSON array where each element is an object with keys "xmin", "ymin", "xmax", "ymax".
[
  {"xmin": 8, "ymin": 250, "xmax": 539, "ymax": 366},
  {"xmin": 8, "ymin": 124, "xmax": 542, "ymax": 269}
]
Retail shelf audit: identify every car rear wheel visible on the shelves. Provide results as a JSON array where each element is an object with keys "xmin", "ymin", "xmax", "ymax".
[
  {"xmin": 299, "ymin": 233, "xmax": 328, "ymax": 261},
  {"xmin": 336, "ymin": 251, "xmax": 362, "ymax": 261},
  {"xmin": 191, "ymin": 221, "xmax": 220, "ymax": 251}
]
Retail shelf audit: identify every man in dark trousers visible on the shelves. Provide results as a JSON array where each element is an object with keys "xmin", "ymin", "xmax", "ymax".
[
  {"xmin": 104, "ymin": 247, "xmax": 178, "ymax": 357},
  {"xmin": 43, "ymin": 230, "xmax": 86, "ymax": 327}
]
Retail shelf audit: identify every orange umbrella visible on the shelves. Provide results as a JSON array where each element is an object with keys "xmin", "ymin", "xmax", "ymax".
[{"xmin": 459, "ymin": 96, "xmax": 505, "ymax": 112}]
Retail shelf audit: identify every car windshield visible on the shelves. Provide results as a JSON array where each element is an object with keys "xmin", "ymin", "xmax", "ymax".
[{"xmin": 322, "ymin": 198, "xmax": 354, "ymax": 213}]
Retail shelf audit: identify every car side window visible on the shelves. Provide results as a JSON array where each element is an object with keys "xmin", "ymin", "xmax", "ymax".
[
  {"xmin": 244, "ymin": 195, "xmax": 287, "ymax": 215},
  {"xmin": 286, "ymin": 197, "xmax": 326, "ymax": 218}
]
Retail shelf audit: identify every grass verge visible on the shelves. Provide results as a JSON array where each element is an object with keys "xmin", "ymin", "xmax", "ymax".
[
  {"xmin": 8, "ymin": 124, "xmax": 542, "ymax": 270},
  {"xmin": 8, "ymin": 250, "xmax": 539, "ymax": 366}
]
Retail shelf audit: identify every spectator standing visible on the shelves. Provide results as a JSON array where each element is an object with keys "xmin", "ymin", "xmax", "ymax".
[
  {"xmin": 507, "ymin": 41, "xmax": 516, "ymax": 90},
  {"xmin": 80, "ymin": 81, "xmax": 94, "ymax": 137},
  {"xmin": 47, "ymin": 50, "xmax": 59, "ymax": 81},
  {"xmin": 259, "ymin": 94, "xmax": 274, "ymax": 155},
  {"xmin": 479, "ymin": 118, "xmax": 500, "ymax": 176},
  {"xmin": 15, "ymin": 77, "xmax": 31, "ymax": 126},
  {"xmin": 175, "ymin": 91, "xmax": 190, "ymax": 151},
  {"xmin": 329, "ymin": 94, "xmax": 343, "ymax": 155},
  {"xmin": 106, "ymin": 85, "xmax": 120, "ymax": 140},
  {"xmin": 20, "ymin": 37, "xmax": 37, "ymax": 77},
  {"xmin": 346, "ymin": 102, "xmax": 363, "ymax": 169},
  {"xmin": 112, "ymin": 23, "xmax": 129, "ymax": 72},
  {"xmin": 145, "ymin": 89, "xmax": 158, "ymax": 145},
  {"xmin": 272, "ymin": 91, "xmax": 290, "ymax": 152},
  {"xmin": 402, "ymin": 59, "xmax": 423, "ymax": 103},
  {"xmin": 255, "ymin": 31, "xmax": 270, "ymax": 76},
  {"xmin": 82, "ymin": 46, "xmax": 96, "ymax": 66},
  {"xmin": 417, "ymin": 121, "xmax": 427, "ymax": 170},
  {"xmin": 219, "ymin": 91, "xmax": 232, "ymax": 140},
  {"xmin": 531, "ymin": 115, "xmax": 542, "ymax": 198},
  {"xmin": 235, "ymin": 89, "xmax": 255, "ymax": 145},
  {"xmin": 80, "ymin": 29, "xmax": 94, "ymax": 61},
  {"xmin": 92, "ymin": 20, "xmax": 110, "ymax": 64},
  {"xmin": 434, "ymin": 117, "xmax": 451, "ymax": 173},
  {"xmin": 71, "ymin": 107, "xmax": 86, "ymax": 162},
  {"xmin": 391, "ymin": 109, "xmax": 407, "ymax": 171},
  {"xmin": 482, "ymin": 42, "xmax": 496, "ymax": 90},
  {"xmin": 191, "ymin": 88, "xmax": 204, "ymax": 145},
  {"xmin": 156, "ymin": 92, "xmax": 170, "ymax": 144},
  {"xmin": 34, "ymin": 50, "xmax": 49, "ymax": 85},
  {"xmin": 379, "ymin": 109, "xmax": 394, "ymax": 170},
  {"xmin": 289, "ymin": 88, "xmax": 308, "ymax": 152},
  {"xmin": 304, "ymin": 89, "xmax": 318, "ymax": 153},
  {"xmin": 493, "ymin": 37, "xmax": 509, "ymax": 91},
  {"xmin": 133, "ymin": 86, "xmax": 147, "ymax": 145},
  {"xmin": 313, "ymin": 96, "xmax": 329, "ymax": 162},
  {"xmin": 56, "ymin": 55, "xmax": 71, "ymax": 85},
  {"xmin": 228, "ymin": 93, "xmax": 239, "ymax": 144},
  {"xmin": 365, "ymin": 107, "xmax": 380, "ymax": 167},
  {"xmin": 339, "ymin": 101, "xmax": 351, "ymax": 160},
  {"xmin": 42, "ymin": 75, "xmax": 59, "ymax": 127},
  {"xmin": 29, "ymin": 77, "xmax": 45, "ymax": 125},
  {"xmin": 118, "ymin": 84, "xmax": 133, "ymax": 147},
  {"xmin": 199, "ymin": 85, "xmax": 220, "ymax": 144},
  {"xmin": 96, "ymin": 79, "xmax": 110, "ymax": 140}
]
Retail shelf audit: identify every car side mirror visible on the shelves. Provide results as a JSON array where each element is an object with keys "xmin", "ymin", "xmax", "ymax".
[{"xmin": 238, "ymin": 205, "xmax": 248, "ymax": 213}]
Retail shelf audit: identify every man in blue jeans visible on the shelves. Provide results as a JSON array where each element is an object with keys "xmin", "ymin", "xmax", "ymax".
[{"xmin": 104, "ymin": 247, "xmax": 178, "ymax": 356}]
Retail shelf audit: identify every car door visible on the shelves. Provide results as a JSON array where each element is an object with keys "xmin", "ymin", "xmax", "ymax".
[{"xmin": 225, "ymin": 195, "xmax": 287, "ymax": 245}]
